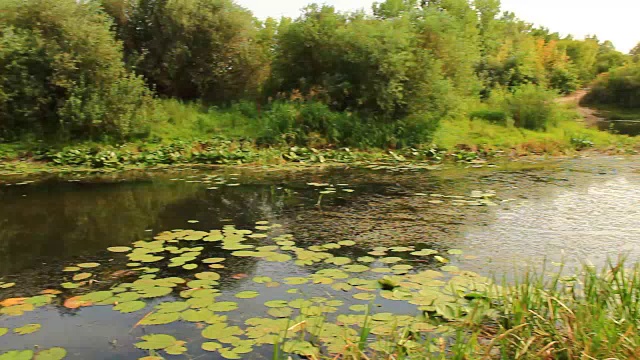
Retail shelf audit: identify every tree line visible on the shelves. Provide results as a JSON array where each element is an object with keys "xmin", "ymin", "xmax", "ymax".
[{"xmin": 0, "ymin": 0, "xmax": 635, "ymax": 144}]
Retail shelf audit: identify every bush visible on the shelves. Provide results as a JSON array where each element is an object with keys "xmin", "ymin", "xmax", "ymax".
[
  {"xmin": 0, "ymin": 0, "xmax": 156, "ymax": 141},
  {"xmin": 101, "ymin": 0, "xmax": 270, "ymax": 104},
  {"xmin": 582, "ymin": 64, "xmax": 640, "ymax": 109},
  {"xmin": 256, "ymin": 101, "xmax": 438, "ymax": 149},
  {"xmin": 506, "ymin": 84, "xmax": 558, "ymax": 130},
  {"xmin": 469, "ymin": 110, "xmax": 508, "ymax": 125},
  {"xmin": 269, "ymin": 5, "xmax": 451, "ymax": 124}
]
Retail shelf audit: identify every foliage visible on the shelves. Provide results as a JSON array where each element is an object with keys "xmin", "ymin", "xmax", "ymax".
[
  {"xmin": 583, "ymin": 63, "xmax": 640, "ymax": 109},
  {"xmin": 505, "ymin": 84, "xmax": 558, "ymax": 130},
  {"xmin": 100, "ymin": 0, "xmax": 270, "ymax": 104},
  {"xmin": 269, "ymin": 5, "xmax": 452, "ymax": 125},
  {"xmin": 0, "ymin": 0, "xmax": 156, "ymax": 140}
]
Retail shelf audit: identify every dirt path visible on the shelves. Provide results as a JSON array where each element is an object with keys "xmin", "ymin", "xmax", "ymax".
[{"xmin": 557, "ymin": 89, "xmax": 603, "ymax": 127}]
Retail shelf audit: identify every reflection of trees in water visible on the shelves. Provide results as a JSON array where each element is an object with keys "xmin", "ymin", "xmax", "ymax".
[{"xmin": 0, "ymin": 180, "xmax": 201, "ymax": 275}]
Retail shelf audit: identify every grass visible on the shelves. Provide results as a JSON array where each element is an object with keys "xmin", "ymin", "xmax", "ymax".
[
  {"xmin": 272, "ymin": 260, "xmax": 640, "ymax": 359},
  {"xmin": 434, "ymin": 106, "xmax": 639, "ymax": 155}
]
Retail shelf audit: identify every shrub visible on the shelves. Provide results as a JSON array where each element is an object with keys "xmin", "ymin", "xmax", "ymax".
[
  {"xmin": 0, "ymin": 0, "xmax": 156, "ymax": 141},
  {"xmin": 101, "ymin": 0, "xmax": 270, "ymax": 104},
  {"xmin": 506, "ymin": 84, "xmax": 558, "ymax": 130},
  {"xmin": 469, "ymin": 110, "xmax": 508, "ymax": 125},
  {"xmin": 582, "ymin": 64, "xmax": 640, "ymax": 109}
]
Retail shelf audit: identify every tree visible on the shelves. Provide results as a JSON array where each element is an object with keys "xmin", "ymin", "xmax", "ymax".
[
  {"xmin": 0, "ymin": 0, "xmax": 155, "ymax": 140},
  {"xmin": 99, "ymin": 0, "xmax": 270, "ymax": 104}
]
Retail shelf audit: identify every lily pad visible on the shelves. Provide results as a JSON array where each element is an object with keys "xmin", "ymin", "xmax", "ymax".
[
  {"xmin": 14, "ymin": 324, "xmax": 41, "ymax": 335},
  {"xmin": 77, "ymin": 263, "xmax": 100, "ymax": 269},
  {"xmin": 113, "ymin": 301, "xmax": 146, "ymax": 314},
  {"xmin": 135, "ymin": 334, "xmax": 181, "ymax": 350},
  {"xmin": 107, "ymin": 246, "xmax": 132, "ymax": 253},
  {"xmin": 283, "ymin": 277, "xmax": 308, "ymax": 285},
  {"xmin": 34, "ymin": 347, "xmax": 66, "ymax": 360},
  {"xmin": 202, "ymin": 342, "xmax": 223, "ymax": 352},
  {"xmin": 267, "ymin": 307, "xmax": 293, "ymax": 318},
  {"xmin": 353, "ymin": 293, "xmax": 376, "ymax": 301},
  {"xmin": 0, "ymin": 350, "xmax": 34, "ymax": 360},
  {"xmin": 72, "ymin": 273, "xmax": 92, "ymax": 281},
  {"xmin": 209, "ymin": 301, "xmax": 238, "ymax": 312},
  {"xmin": 235, "ymin": 291, "xmax": 259, "ymax": 299},
  {"xmin": 0, "ymin": 328, "xmax": 6, "ymax": 337},
  {"xmin": 139, "ymin": 312, "xmax": 181, "ymax": 325}
]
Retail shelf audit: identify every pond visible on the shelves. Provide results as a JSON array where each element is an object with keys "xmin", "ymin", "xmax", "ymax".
[{"xmin": 0, "ymin": 156, "xmax": 639, "ymax": 359}]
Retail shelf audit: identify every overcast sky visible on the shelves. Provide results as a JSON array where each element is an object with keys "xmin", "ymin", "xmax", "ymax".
[{"xmin": 235, "ymin": 0, "xmax": 639, "ymax": 53}]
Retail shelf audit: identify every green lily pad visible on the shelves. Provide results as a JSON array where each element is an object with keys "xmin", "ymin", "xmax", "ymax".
[
  {"xmin": 338, "ymin": 240, "xmax": 356, "ymax": 246},
  {"xmin": 202, "ymin": 324, "xmax": 244, "ymax": 340},
  {"xmin": 252, "ymin": 276, "xmax": 272, "ymax": 284},
  {"xmin": 139, "ymin": 312, "xmax": 181, "ymax": 325},
  {"xmin": 202, "ymin": 342, "xmax": 223, "ymax": 352},
  {"xmin": 113, "ymin": 301, "xmax": 146, "ymax": 313},
  {"xmin": 107, "ymin": 246, "xmax": 132, "ymax": 253},
  {"xmin": 0, "ymin": 350, "xmax": 34, "ymax": 360},
  {"xmin": 325, "ymin": 257, "xmax": 351, "ymax": 266},
  {"xmin": 34, "ymin": 347, "xmax": 66, "ymax": 360},
  {"xmin": 448, "ymin": 249, "xmax": 464, "ymax": 255},
  {"xmin": 14, "ymin": 324, "xmax": 41, "ymax": 335},
  {"xmin": 202, "ymin": 258, "xmax": 225, "ymax": 264},
  {"xmin": 77, "ymin": 263, "xmax": 100, "ymax": 268},
  {"xmin": 342, "ymin": 264, "xmax": 370, "ymax": 273},
  {"xmin": 0, "ymin": 328, "xmax": 7, "ymax": 337},
  {"xmin": 235, "ymin": 291, "xmax": 259, "ymax": 299},
  {"xmin": 264, "ymin": 300, "xmax": 288, "ymax": 308},
  {"xmin": 267, "ymin": 307, "xmax": 293, "ymax": 318},
  {"xmin": 62, "ymin": 267, "xmax": 80, "ymax": 272},
  {"xmin": 79, "ymin": 291, "xmax": 113, "ymax": 303},
  {"xmin": 0, "ymin": 283, "xmax": 16, "ymax": 289},
  {"xmin": 155, "ymin": 301, "xmax": 189, "ymax": 313},
  {"xmin": 283, "ymin": 277, "xmax": 308, "ymax": 285},
  {"xmin": 134, "ymin": 334, "xmax": 180, "ymax": 350},
  {"xmin": 72, "ymin": 273, "xmax": 92, "ymax": 281},
  {"xmin": 353, "ymin": 293, "xmax": 376, "ymax": 301},
  {"xmin": 61, "ymin": 282, "xmax": 81, "ymax": 289},
  {"xmin": 209, "ymin": 301, "xmax": 238, "ymax": 312},
  {"xmin": 182, "ymin": 264, "xmax": 198, "ymax": 270},
  {"xmin": 379, "ymin": 257, "xmax": 403, "ymax": 264},
  {"xmin": 349, "ymin": 304, "xmax": 368, "ymax": 312},
  {"xmin": 182, "ymin": 309, "xmax": 214, "ymax": 322},
  {"xmin": 195, "ymin": 272, "xmax": 220, "ymax": 281}
]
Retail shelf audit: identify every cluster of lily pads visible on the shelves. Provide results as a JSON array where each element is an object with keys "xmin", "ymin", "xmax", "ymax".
[{"xmin": 0, "ymin": 216, "xmax": 496, "ymax": 360}]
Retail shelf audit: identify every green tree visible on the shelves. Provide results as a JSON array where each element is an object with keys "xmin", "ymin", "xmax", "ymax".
[
  {"xmin": 100, "ymin": 0, "xmax": 270, "ymax": 104},
  {"xmin": 0, "ymin": 0, "xmax": 155, "ymax": 140}
]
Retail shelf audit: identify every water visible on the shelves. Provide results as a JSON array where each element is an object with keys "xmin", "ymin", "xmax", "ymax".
[{"xmin": 0, "ymin": 157, "xmax": 639, "ymax": 358}]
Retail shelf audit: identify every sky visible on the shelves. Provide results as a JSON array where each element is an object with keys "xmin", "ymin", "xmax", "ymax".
[{"xmin": 235, "ymin": 0, "xmax": 640, "ymax": 53}]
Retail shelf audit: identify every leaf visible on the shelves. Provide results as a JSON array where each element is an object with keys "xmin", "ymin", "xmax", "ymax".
[
  {"xmin": 139, "ymin": 312, "xmax": 181, "ymax": 325},
  {"xmin": 0, "ymin": 298, "xmax": 26, "ymax": 307},
  {"xmin": 0, "ymin": 350, "xmax": 34, "ymax": 360},
  {"xmin": 72, "ymin": 273, "xmax": 92, "ymax": 281},
  {"xmin": 77, "ymin": 263, "xmax": 100, "ymax": 268},
  {"xmin": 182, "ymin": 264, "xmax": 198, "ymax": 270},
  {"xmin": 113, "ymin": 301, "xmax": 146, "ymax": 314},
  {"xmin": 34, "ymin": 348, "xmax": 66, "ymax": 360},
  {"xmin": 267, "ymin": 307, "xmax": 293, "ymax": 318},
  {"xmin": 208, "ymin": 302, "xmax": 238, "ymax": 312},
  {"xmin": 283, "ymin": 277, "xmax": 308, "ymax": 285},
  {"xmin": 134, "ymin": 334, "xmax": 178, "ymax": 350},
  {"xmin": 0, "ymin": 328, "xmax": 7, "ymax": 337},
  {"xmin": 202, "ymin": 258, "xmax": 225, "ymax": 264},
  {"xmin": 202, "ymin": 324, "xmax": 243, "ymax": 340},
  {"xmin": 338, "ymin": 240, "xmax": 356, "ymax": 246},
  {"xmin": 63, "ymin": 296, "xmax": 92, "ymax": 309},
  {"xmin": 155, "ymin": 301, "xmax": 189, "ymax": 313},
  {"xmin": 264, "ymin": 300, "xmax": 288, "ymax": 308},
  {"xmin": 353, "ymin": 293, "xmax": 376, "ymax": 301},
  {"xmin": 14, "ymin": 324, "xmax": 41, "ymax": 335},
  {"xmin": 252, "ymin": 276, "xmax": 272, "ymax": 284},
  {"xmin": 202, "ymin": 342, "xmax": 222, "ymax": 352},
  {"xmin": 0, "ymin": 283, "xmax": 16, "ymax": 289},
  {"xmin": 107, "ymin": 246, "xmax": 132, "ymax": 253},
  {"xmin": 234, "ymin": 291, "xmax": 259, "ymax": 299},
  {"xmin": 195, "ymin": 272, "xmax": 220, "ymax": 281},
  {"xmin": 79, "ymin": 291, "xmax": 113, "ymax": 303},
  {"xmin": 181, "ymin": 309, "xmax": 214, "ymax": 322}
]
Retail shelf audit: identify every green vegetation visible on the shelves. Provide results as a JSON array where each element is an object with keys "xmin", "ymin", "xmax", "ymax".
[
  {"xmin": 0, "ymin": 0, "xmax": 637, "ymax": 164},
  {"xmin": 583, "ymin": 62, "xmax": 640, "ymax": 109}
]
